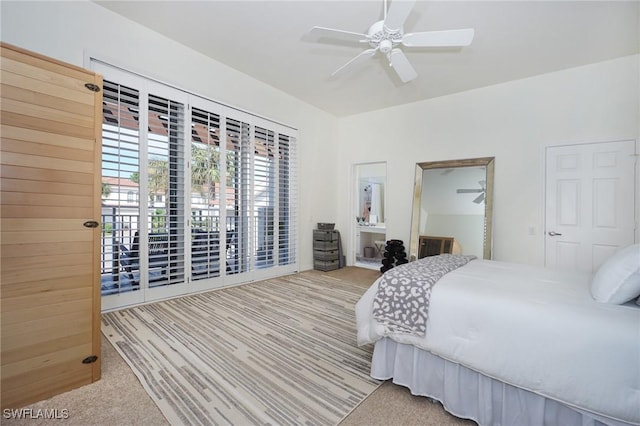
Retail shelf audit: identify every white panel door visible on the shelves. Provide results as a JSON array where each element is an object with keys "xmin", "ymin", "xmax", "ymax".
[{"xmin": 545, "ymin": 140, "xmax": 636, "ymax": 272}]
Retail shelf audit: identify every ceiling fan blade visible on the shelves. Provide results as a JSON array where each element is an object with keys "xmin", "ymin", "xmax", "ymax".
[
  {"xmin": 389, "ymin": 49, "xmax": 417, "ymax": 83},
  {"xmin": 402, "ymin": 28, "xmax": 475, "ymax": 47},
  {"xmin": 309, "ymin": 26, "xmax": 369, "ymax": 43},
  {"xmin": 331, "ymin": 48, "xmax": 377, "ymax": 77},
  {"xmin": 384, "ymin": 0, "xmax": 416, "ymax": 32},
  {"xmin": 457, "ymin": 189, "xmax": 483, "ymax": 193},
  {"xmin": 473, "ymin": 193, "xmax": 485, "ymax": 204}
]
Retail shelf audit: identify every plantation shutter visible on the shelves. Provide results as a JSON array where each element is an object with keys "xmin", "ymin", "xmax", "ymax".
[
  {"xmin": 101, "ymin": 80, "xmax": 141, "ymax": 294},
  {"xmin": 278, "ymin": 133, "xmax": 297, "ymax": 266},
  {"xmin": 254, "ymin": 127, "xmax": 275, "ymax": 268},
  {"xmin": 226, "ymin": 118, "xmax": 251, "ymax": 275},
  {"xmin": 190, "ymin": 107, "xmax": 222, "ymax": 279},
  {"xmin": 146, "ymin": 93, "xmax": 185, "ymax": 286}
]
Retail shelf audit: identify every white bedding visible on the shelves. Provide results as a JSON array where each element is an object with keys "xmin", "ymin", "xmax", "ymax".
[{"xmin": 356, "ymin": 259, "xmax": 640, "ymax": 425}]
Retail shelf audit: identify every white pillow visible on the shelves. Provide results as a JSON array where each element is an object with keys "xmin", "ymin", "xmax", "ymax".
[{"xmin": 591, "ymin": 244, "xmax": 640, "ymax": 304}]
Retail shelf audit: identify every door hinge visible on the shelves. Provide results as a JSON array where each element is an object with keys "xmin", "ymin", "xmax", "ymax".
[
  {"xmin": 84, "ymin": 83, "xmax": 101, "ymax": 93},
  {"xmin": 82, "ymin": 355, "xmax": 98, "ymax": 364}
]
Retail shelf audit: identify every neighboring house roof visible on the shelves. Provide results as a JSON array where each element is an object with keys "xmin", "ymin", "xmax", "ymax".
[{"xmin": 103, "ymin": 176, "xmax": 138, "ymax": 188}]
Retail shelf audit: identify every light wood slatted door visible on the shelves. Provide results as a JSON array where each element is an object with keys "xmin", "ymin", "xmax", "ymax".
[{"xmin": 0, "ymin": 42, "xmax": 102, "ymax": 408}]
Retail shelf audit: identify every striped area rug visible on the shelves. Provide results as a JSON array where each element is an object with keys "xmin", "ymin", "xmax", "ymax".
[{"xmin": 102, "ymin": 271, "xmax": 380, "ymax": 425}]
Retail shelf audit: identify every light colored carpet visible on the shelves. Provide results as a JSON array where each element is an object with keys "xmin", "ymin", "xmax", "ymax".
[
  {"xmin": 2, "ymin": 332, "xmax": 167, "ymax": 425},
  {"xmin": 341, "ymin": 381, "xmax": 475, "ymax": 426},
  {"xmin": 3, "ymin": 267, "xmax": 474, "ymax": 425}
]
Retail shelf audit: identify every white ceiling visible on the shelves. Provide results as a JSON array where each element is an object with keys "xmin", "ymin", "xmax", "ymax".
[{"xmin": 95, "ymin": 0, "xmax": 639, "ymax": 117}]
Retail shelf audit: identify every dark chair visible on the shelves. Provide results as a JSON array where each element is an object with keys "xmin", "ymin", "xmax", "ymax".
[{"xmin": 119, "ymin": 232, "xmax": 169, "ymax": 282}]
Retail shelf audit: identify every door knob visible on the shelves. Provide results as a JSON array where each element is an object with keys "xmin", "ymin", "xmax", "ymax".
[
  {"xmin": 83, "ymin": 220, "xmax": 100, "ymax": 228},
  {"xmin": 548, "ymin": 231, "xmax": 562, "ymax": 236}
]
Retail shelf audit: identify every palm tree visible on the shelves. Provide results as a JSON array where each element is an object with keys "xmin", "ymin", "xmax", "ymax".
[
  {"xmin": 101, "ymin": 182, "xmax": 111, "ymax": 199},
  {"xmin": 128, "ymin": 147, "xmax": 223, "ymax": 208},
  {"xmin": 191, "ymin": 144, "xmax": 220, "ymax": 203},
  {"xmin": 130, "ymin": 158, "xmax": 169, "ymax": 206}
]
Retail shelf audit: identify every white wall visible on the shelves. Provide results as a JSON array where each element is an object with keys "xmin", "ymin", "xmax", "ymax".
[
  {"xmin": 337, "ymin": 55, "xmax": 639, "ymax": 266},
  {"xmin": 1, "ymin": 0, "xmax": 339, "ymax": 271}
]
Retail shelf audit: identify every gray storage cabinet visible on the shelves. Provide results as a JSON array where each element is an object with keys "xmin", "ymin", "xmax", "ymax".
[{"xmin": 313, "ymin": 230, "xmax": 340, "ymax": 271}]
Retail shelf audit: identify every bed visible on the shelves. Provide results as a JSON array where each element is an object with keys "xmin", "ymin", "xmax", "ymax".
[{"xmin": 355, "ymin": 248, "xmax": 640, "ymax": 426}]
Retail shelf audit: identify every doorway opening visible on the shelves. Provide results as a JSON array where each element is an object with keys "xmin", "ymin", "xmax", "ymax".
[{"xmin": 352, "ymin": 162, "xmax": 387, "ymax": 270}]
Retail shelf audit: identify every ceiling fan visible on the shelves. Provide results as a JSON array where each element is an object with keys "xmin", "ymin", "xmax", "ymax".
[
  {"xmin": 457, "ymin": 180, "xmax": 486, "ymax": 204},
  {"xmin": 309, "ymin": 0, "xmax": 474, "ymax": 83}
]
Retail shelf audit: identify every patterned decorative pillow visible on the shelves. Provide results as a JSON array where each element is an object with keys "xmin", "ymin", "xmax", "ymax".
[{"xmin": 591, "ymin": 244, "xmax": 640, "ymax": 304}]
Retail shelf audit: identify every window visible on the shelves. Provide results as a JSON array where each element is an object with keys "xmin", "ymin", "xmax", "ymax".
[{"xmin": 95, "ymin": 61, "xmax": 298, "ymax": 307}]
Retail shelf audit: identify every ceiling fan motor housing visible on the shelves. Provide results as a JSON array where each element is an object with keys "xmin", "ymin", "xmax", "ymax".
[{"xmin": 368, "ymin": 20, "xmax": 402, "ymax": 53}]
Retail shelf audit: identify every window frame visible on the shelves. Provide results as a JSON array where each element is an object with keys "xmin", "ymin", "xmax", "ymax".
[{"xmin": 93, "ymin": 59, "xmax": 298, "ymax": 311}]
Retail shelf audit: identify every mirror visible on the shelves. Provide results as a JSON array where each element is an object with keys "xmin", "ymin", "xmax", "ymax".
[
  {"xmin": 356, "ymin": 163, "xmax": 386, "ymax": 225},
  {"xmin": 353, "ymin": 162, "xmax": 387, "ymax": 270},
  {"xmin": 409, "ymin": 157, "xmax": 495, "ymax": 261}
]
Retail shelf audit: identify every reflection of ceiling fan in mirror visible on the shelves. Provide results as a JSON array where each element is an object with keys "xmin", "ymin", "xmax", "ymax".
[{"xmin": 457, "ymin": 180, "xmax": 486, "ymax": 204}]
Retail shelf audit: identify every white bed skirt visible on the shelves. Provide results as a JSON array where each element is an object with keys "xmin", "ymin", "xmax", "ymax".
[{"xmin": 371, "ymin": 338, "xmax": 634, "ymax": 426}]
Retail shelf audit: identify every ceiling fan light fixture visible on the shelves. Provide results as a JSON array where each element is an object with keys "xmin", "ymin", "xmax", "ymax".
[{"xmin": 379, "ymin": 39, "xmax": 393, "ymax": 54}]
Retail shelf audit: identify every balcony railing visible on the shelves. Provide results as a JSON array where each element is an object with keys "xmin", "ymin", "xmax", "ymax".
[
  {"xmin": 100, "ymin": 212, "xmax": 224, "ymax": 294},
  {"xmin": 100, "ymin": 211, "xmax": 280, "ymax": 296}
]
